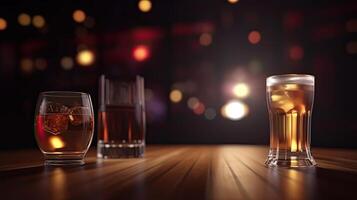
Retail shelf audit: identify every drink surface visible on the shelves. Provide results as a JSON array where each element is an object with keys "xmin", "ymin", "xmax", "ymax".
[
  {"xmin": 35, "ymin": 113, "xmax": 94, "ymax": 153},
  {"xmin": 267, "ymin": 83, "xmax": 314, "ymax": 152},
  {"xmin": 98, "ymin": 105, "xmax": 144, "ymax": 144}
]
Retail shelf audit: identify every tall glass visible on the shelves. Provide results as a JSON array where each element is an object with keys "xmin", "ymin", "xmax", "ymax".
[
  {"xmin": 35, "ymin": 92, "xmax": 94, "ymax": 166},
  {"xmin": 97, "ymin": 75, "xmax": 146, "ymax": 158},
  {"xmin": 265, "ymin": 74, "xmax": 316, "ymax": 167}
]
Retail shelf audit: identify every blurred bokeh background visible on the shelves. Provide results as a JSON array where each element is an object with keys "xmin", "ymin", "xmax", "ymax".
[{"xmin": 1, "ymin": 0, "xmax": 356, "ymax": 149}]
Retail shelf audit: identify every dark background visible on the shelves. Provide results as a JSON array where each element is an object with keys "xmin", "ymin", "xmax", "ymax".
[{"xmin": 1, "ymin": 0, "xmax": 356, "ymax": 149}]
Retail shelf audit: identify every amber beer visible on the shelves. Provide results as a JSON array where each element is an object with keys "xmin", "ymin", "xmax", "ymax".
[{"xmin": 265, "ymin": 74, "xmax": 316, "ymax": 167}]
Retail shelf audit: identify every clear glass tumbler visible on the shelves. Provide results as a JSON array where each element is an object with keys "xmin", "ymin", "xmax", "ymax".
[
  {"xmin": 97, "ymin": 75, "xmax": 146, "ymax": 158},
  {"xmin": 34, "ymin": 91, "xmax": 94, "ymax": 166},
  {"xmin": 265, "ymin": 74, "xmax": 316, "ymax": 167}
]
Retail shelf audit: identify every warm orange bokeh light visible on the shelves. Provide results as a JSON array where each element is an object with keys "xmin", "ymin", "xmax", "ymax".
[
  {"xmin": 76, "ymin": 50, "xmax": 95, "ymax": 66},
  {"xmin": 138, "ymin": 0, "xmax": 152, "ymax": 13},
  {"xmin": 248, "ymin": 31, "xmax": 261, "ymax": 44},
  {"xmin": 0, "ymin": 18, "xmax": 7, "ymax": 30},
  {"xmin": 20, "ymin": 58, "xmax": 34, "ymax": 74},
  {"xmin": 170, "ymin": 89, "xmax": 183, "ymax": 103},
  {"xmin": 18, "ymin": 13, "xmax": 31, "ymax": 26},
  {"xmin": 73, "ymin": 10, "xmax": 86, "ymax": 23},
  {"xmin": 32, "ymin": 15, "xmax": 45, "ymax": 28},
  {"xmin": 133, "ymin": 45, "xmax": 150, "ymax": 62}
]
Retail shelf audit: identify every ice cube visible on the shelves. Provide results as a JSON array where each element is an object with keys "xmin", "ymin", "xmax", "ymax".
[
  {"xmin": 68, "ymin": 106, "xmax": 91, "ymax": 126},
  {"xmin": 40, "ymin": 102, "xmax": 69, "ymax": 135},
  {"xmin": 283, "ymin": 84, "xmax": 299, "ymax": 91},
  {"xmin": 271, "ymin": 94, "xmax": 283, "ymax": 102},
  {"xmin": 43, "ymin": 114, "xmax": 69, "ymax": 135},
  {"xmin": 271, "ymin": 96, "xmax": 295, "ymax": 113},
  {"xmin": 277, "ymin": 100, "xmax": 294, "ymax": 113},
  {"xmin": 41, "ymin": 102, "xmax": 69, "ymax": 114}
]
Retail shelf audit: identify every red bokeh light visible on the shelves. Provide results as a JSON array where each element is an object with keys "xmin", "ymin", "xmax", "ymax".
[
  {"xmin": 248, "ymin": 31, "xmax": 261, "ymax": 44},
  {"xmin": 289, "ymin": 45, "xmax": 304, "ymax": 61},
  {"xmin": 133, "ymin": 45, "xmax": 150, "ymax": 62},
  {"xmin": 193, "ymin": 103, "xmax": 205, "ymax": 115}
]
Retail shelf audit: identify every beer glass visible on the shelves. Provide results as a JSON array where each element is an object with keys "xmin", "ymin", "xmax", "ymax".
[
  {"xmin": 97, "ymin": 75, "xmax": 146, "ymax": 158},
  {"xmin": 265, "ymin": 74, "xmax": 316, "ymax": 167},
  {"xmin": 35, "ymin": 92, "xmax": 94, "ymax": 166}
]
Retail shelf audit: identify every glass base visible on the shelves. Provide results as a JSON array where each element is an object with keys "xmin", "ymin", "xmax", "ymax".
[
  {"xmin": 265, "ymin": 150, "xmax": 316, "ymax": 168},
  {"xmin": 97, "ymin": 141, "xmax": 145, "ymax": 158},
  {"xmin": 43, "ymin": 152, "xmax": 85, "ymax": 166},
  {"xmin": 45, "ymin": 159, "xmax": 84, "ymax": 166}
]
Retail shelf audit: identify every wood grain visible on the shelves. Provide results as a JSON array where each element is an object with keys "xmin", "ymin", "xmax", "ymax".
[{"xmin": 1, "ymin": 145, "xmax": 357, "ymax": 200}]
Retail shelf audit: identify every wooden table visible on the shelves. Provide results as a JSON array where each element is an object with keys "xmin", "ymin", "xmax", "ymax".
[{"xmin": 1, "ymin": 145, "xmax": 357, "ymax": 200}]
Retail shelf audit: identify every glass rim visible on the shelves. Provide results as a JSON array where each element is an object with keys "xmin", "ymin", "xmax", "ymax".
[
  {"xmin": 266, "ymin": 74, "xmax": 314, "ymax": 87},
  {"xmin": 40, "ymin": 91, "xmax": 89, "ymax": 97},
  {"xmin": 100, "ymin": 74, "xmax": 144, "ymax": 81}
]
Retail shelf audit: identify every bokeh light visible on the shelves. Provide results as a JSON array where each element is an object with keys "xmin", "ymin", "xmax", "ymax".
[
  {"xmin": 232, "ymin": 83, "xmax": 250, "ymax": 98},
  {"xmin": 289, "ymin": 45, "xmax": 304, "ymax": 60},
  {"xmin": 227, "ymin": 0, "xmax": 239, "ymax": 4},
  {"xmin": 138, "ymin": 0, "xmax": 152, "ymax": 13},
  {"xmin": 204, "ymin": 108, "xmax": 216, "ymax": 120},
  {"xmin": 0, "ymin": 18, "xmax": 7, "ymax": 30},
  {"xmin": 248, "ymin": 30, "xmax": 261, "ymax": 44},
  {"xmin": 187, "ymin": 97, "xmax": 200, "ymax": 109},
  {"xmin": 221, "ymin": 100, "xmax": 249, "ymax": 120},
  {"xmin": 133, "ymin": 45, "xmax": 150, "ymax": 62},
  {"xmin": 20, "ymin": 58, "xmax": 34, "ymax": 74},
  {"xmin": 32, "ymin": 15, "xmax": 45, "ymax": 28},
  {"xmin": 193, "ymin": 102, "xmax": 205, "ymax": 115},
  {"xmin": 76, "ymin": 50, "xmax": 95, "ymax": 66},
  {"xmin": 73, "ymin": 10, "xmax": 86, "ymax": 23},
  {"xmin": 199, "ymin": 33, "xmax": 212, "ymax": 46},
  {"xmin": 61, "ymin": 56, "xmax": 74, "ymax": 70},
  {"xmin": 50, "ymin": 136, "xmax": 65, "ymax": 149},
  {"xmin": 346, "ymin": 41, "xmax": 357, "ymax": 54},
  {"xmin": 170, "ymin": 89, "xmax": 183, "ymax": 103},
  {"xmin": 18, "ymin": 13, "xmax": 31, "ymax": 26}
]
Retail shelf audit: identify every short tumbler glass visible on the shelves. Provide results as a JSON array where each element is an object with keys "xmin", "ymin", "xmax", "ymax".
[{"xmin": 34, "ymin": 91, "xmax": 94, "ymax": 166}]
